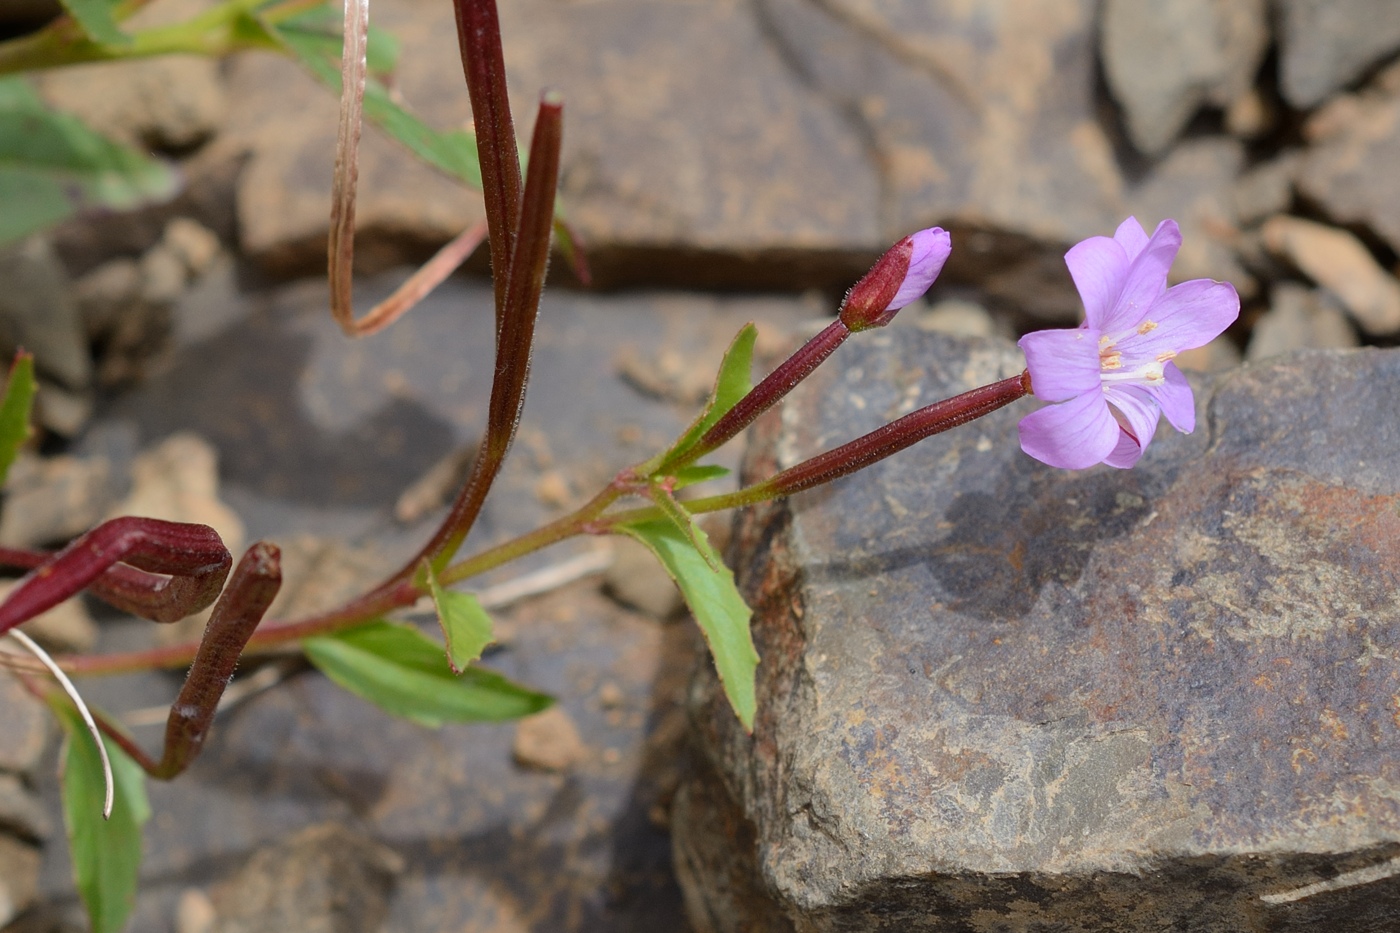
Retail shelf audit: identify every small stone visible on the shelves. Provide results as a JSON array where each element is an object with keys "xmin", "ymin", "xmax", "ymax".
[
  {"xmin": 140, "ymin": 243, "xmax": 191, "ymax": 306},
  {"xmin": 33, "ymin": 382, "xmax": 94, "ymax": 437},
  {"xmin": 209, "ymin": 823, "xmax": 402, "ymax": 933},
  {"xmin": 915, "ymin": 299, "xmax": 998, "ymax": 338},
  {"xmin": 1261, "ymin": 215, "xmax": 1400, "ymax": 335},
  {"xmin": 73, "ymin": 258, "xmax": 143, "ymax": 339},
  {"xmin": 0, "ymin": 668, "xmax": 50, "ymax": 775},
  {"xmin": 0, "ymin": 582, "xmax": 99, "ymax": 654},
  {"xmin": 0, "ymin": 237, "xmax": 91, "ymax": 392},
  {"xmin": 512, "ymin": 706, "xmax": 587, "ymax": 773},
  {"xmin": 1101, "ymin": 0, "xmax": 1268, "ymax": 155},
  {"xmin": 1298, "ymin": 63, "xmax": 1400, "ymax": 256},
  {"xmin": 0, "ymin": 772, "xmax": 52, "ymax": 842},
  {"xmin": 598, "ymin": 681, "xmax": 626, "ymax": 709},
  {"xmin": 174, "ymin": 888, "xmax": 217, "ymax": 933},
  {"xmin": 1247, "ymin": 283, "xmax": 1358, "ymax": 361},
  {"xmin": 534, "ymin": 471, "xmax": 572, "ymax": 509},
  {"xmin": 111, "ymin": 432, "xmax": 245, "ymax": 555},
  {"xmin": 0, "ymin": 834, "xmax": 41, "ymax": 928},
  {"xmin": 162, "ymin": 218, "xmax": 222, "ymax": 280},
  {"xmin": 0, "ymin": 452, "xmax": 113, "ymax": 548},
  {"xmin": 603, "ymin": 535, "xmax": 684, "ymax": 621},
  {"xmin": 1231, "ymin": 154, "xmax": 1300, "ymax": 226},
  {"xmin": 1277, "ymin": 0, "xmax": 1400, "ymax": 108}
]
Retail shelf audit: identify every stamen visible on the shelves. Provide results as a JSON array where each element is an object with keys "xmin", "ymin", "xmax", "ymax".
[
  {"xmin": 1156, "ymin": 350, "xmax": 1177, "ymax": 363},
  {"xmin": 1138, "ymin": 320, "xmax": 1158, "ymax": 335},
  {"xmin": 1100, "ymin": 352, "xmax": 1122, "ymax": 370}
]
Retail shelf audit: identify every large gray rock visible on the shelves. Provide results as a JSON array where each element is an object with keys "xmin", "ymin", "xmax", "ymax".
[
  {"xmin": 753, "ymin": 0, "xmax": 1127, "ymax": 319},
  {"xmin": 1277, "ymin": 0, "xmax": 1400, "ymax": 108},
  {"xmin": 675, "ymin": 331, "xmax": 1400, "ymax": 932}
]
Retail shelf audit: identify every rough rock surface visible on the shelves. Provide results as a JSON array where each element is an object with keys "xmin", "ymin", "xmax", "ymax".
[{"xmin": 675, "ymin": 331, "xmax": 1400, "ymax": 932}]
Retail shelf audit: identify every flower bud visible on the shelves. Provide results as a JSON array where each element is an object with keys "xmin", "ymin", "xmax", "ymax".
[{"xmin": 838, "ymin": 227, "xmax": 951, "ymax": 331}]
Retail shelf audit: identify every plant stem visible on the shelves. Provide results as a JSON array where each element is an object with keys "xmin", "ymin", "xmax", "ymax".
[{"xmin": 54, "ymin": 372, "xmax": 1028, "ymax": 677}]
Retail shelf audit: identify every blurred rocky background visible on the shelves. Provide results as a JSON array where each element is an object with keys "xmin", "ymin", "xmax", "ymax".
[{"xmin": 1, "ymin": 0, "xmax": 1399, "ymax": 930}]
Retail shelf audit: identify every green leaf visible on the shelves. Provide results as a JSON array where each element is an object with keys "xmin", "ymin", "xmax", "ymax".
[
  {"xmin": 266, "ymin": 8, "xmax": 482, "ymax": 189},
  {"xmin": 619, "ymin": 519, "xmax": 758, "ymax": 731},
  {"xmin": 49, "ymin": 699, "xmax": 149, "ymax": 933},
  {"xmin": 671, "ymin": 464, "xmax": 730, "ymax": 490},
  {"xmin": 0, "ymin": 77, "xmax": 179, "ymax": 249},
  {"xmin": 424, "ymin": 561, "xmax": 495, "ymax": 673},
  {"xmin": 0, "ymin": 351, "xmax": 36, "ymax": 487},
  {"xmin": 303, "ymin": 621, "xmax": 551, "ymax": 727},
  {"xmin": 649, "ymin": 482, "xmax": 719, "ymax": 572},
  {"xmin": 653, "ymin": 323, "xmax": 756, "ymax": 471},
  {"xmin": 58, "ymin": 0, "xmax": 129, "ymax": 46}
]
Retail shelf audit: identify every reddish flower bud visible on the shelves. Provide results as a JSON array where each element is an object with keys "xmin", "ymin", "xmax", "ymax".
[{"xmin": 839, "ymin": 227, "xmax": 951, "ymax": 331}]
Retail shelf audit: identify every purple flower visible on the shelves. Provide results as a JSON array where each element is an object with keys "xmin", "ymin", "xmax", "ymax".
[
  {"xmin": 1017, "ymin": 217, "xmax": 1239, "ymax": 469},
  {"xmin": 840, "ymin": 227, "xmax": 952, "ymax": 331}
]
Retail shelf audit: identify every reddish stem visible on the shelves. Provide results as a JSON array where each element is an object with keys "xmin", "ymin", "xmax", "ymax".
[
  {"xmin": 675, "ymin": 319, "xmax": 852, "ymax": 469},
  {"xmin": 452, "ymin": 0, "xmax": 522, "ymax": 328}
]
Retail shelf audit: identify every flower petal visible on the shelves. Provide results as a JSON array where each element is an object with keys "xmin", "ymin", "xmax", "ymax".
[
  {"xmin": 1103, "ymin": 428, "xmax": 1145, "ymax": 469},
  {"xmin": 887, "ymin": 227, "xmax": 952, "ymax": 311},
  {"xmin": 1105, "ymin": 384, "xmax": 1161, "ymax": 453},
  {"xmin": 1113, "ymin": 216, "xmax": 1149, "ymax": 260},
  {"xmin": 1064, "ymin": 236, "xmax": 1128, "ymax": 330},
  {"xmin": 1128, "ymin": 279, "xmax": 1240, "ymax": 359},
  {"xmin": 1102, "ymin": 219, "xmax": 1181, "ymax": 337},
  {"xmin": 1018, "ymin": 391, "xmax": 1119, "ymax": 469},
  {"xmin": 1018, "ymin": 327, "xmax": 1102, "ymax": 401},
  {"xmin": 1102, "ymin": 385, "xmax": 1162, "ymax": 469},
  {"xmin": 1151, "ymin": 362, "xmax": 1195, "ymax": 434}
]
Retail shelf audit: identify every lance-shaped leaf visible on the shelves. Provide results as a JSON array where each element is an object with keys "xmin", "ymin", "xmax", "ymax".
[
  {"xmin": 50, "ymin": 697, "xmax": 150, "ymax": 933},
  {"xmin": 303, "ymin": 621, "xmax": 550, "ymax": 727},
  {"xmin": 58, "ymin": 0, "xmax": 129, "ymax": 45},
  {"xmin": 0, "ymin": 77, "xmax": 179, "ymax": 249},
  {"xmin": 650, "ymin": 323, "xmax": 756, "ymax": 473},
  {"xmin": 0, "ymin": 351, "xmax": 36, "ymax": 487},
  {"xmin": 424, "ymin": 560, "xmax": 494, "ymax": 673},
  {"xmin": 619, "ymin": 518, "xmax": 758, "ymax": 731}
]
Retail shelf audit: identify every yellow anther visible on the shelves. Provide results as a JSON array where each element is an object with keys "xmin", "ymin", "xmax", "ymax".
[
  {"xmin": 1156, "ymin": 350, "xmax": 1177, "ymax": 363},
  {"xmin": 1138, "ymin": 320, "xmax": 1158, "ymax": 335},
  {"xmin": 1100, "ymin": 352, "xmax": 1122, "ymax": 370}
]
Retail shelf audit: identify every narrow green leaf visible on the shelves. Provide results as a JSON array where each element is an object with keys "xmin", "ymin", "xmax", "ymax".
[
  {"xmin": 0, "ymin": 351, "xmax": 36, "ymax": 487},
  {"xmin": 49, "ymin": 699, "xmax": 149, "ymax": 933},
  {"xmin": 671, "ymin": 464, "xmax": 730, "ymax": 490},
  {"xmin": 424, "ymin": 561, "xmax": 494, "ymax": 673},
  {"xmin": 649, "ymin": 483, "xmax": 719, "ymax": 572},
  {"xmin": 619, "ymin": 519, "xmax": 758, "ymax": 731},
  {"xmin": 0, "ymin": 78, "xmax": 179, "ymax": 248},
  {"xmin": 266, "ymin": 9, "xmax": 482, "ymax": 188},
  {"xmin": 653, "ymin": 323, "xmax": 756, "ymax": 471},
  {"xmin": 303, "ymin": 621, "xmax": 550, "ymax": 727},
  {"xmin": 58, "ymin": 0, "xmax": 129, "ymax": 46}
]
